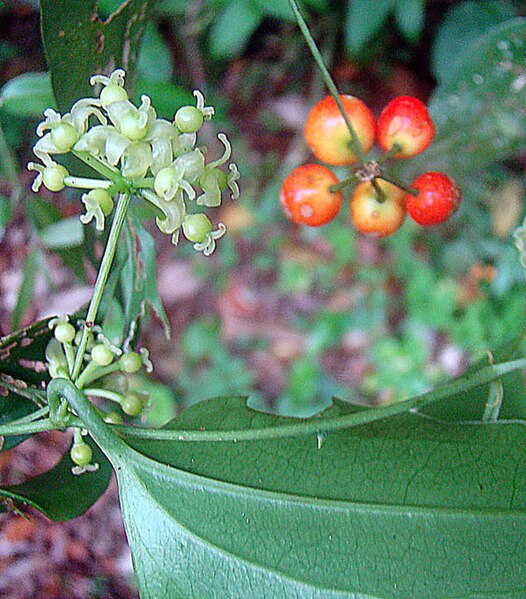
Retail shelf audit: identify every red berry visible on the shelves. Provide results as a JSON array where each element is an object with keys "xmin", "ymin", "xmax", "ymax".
[
  {"xmin": 406, "ymin": 172, "xmax": 462, "ymax": 226},
  {"xmin": 280, "ymin": 164, "xmax": 343, "ymax": 227},
  {"xmin": 377, "ymin": 96, "xmax": 434, "ymax": 158},
  {"xmin": 350, "ymin": 180, "xmax": 406, "ymax": 238},
  {"xmin": 304, "ymin": 95, "xmax": 376, "ymax": 166}
]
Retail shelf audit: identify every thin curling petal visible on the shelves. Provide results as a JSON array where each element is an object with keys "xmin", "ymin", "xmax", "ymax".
[
  {"xmin": 193, "ymin": 90, "xmax": 214, "ymax": 120},
  {"xmin": 33, "ymin": 135, "xmax": 58, "ymax": 162},
  {"xmin": 193, "ymin": 223, "xmax": 226, "ymax": 256},
  {"xmin": 227, "ymin": 163, "xmax": 240, "ymax": 199},
  {"xmin": 121, "ymin": 142, "xmax": 152, "ymax": 178},
  {"xmin": 137, "ymin": 95, "xmax": 156, "ymax": 128},
  {"xmin": 27, "ymin": 162, "xmax": 45, "ymax": 191},
  {"xmin": 69, "ymin": 99, "xmax": 106, "ymax": 133},
  {"xmin": 90, "ymin": 68, "xmax": 126, "ymax": 88},
  {"xmin": 36, "ymin": 108, "xmax": 62, "ymax": 137},
  {"xmin": 139, "ymin": 348, "xmax": 154, "ymax": 373},
  {"xmin": 80, "ymin": 192, "xmax": 106, "ymax": 231},
  {"xmin": 173, "ymin": 149, "xmax": 205, "ymax": 184},
  {"xmin": 105, "ymin": 99, "xmax": 135, "ymax": 129},
  {"xmin": 172, "ymin": 132, "xmax": 197, "ymax": 157},
  {"xmin": 155, "ymin": 193, "xmax": 186, "ymax": 243},
  {"xmin": 209, "ymin": 133, "xmax": 232, "ymax": 168}
]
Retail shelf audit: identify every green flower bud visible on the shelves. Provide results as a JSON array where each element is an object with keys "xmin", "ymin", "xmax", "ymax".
[
  {"xmin": 120, "ymin": 113, "xmax": 148, "ymax": 141},
  {"xmin": 91, "ymin": 344, "xmax": 114, "ymax": 366},
  {"xmin": 54, "ymin": 322, "xmax": 76, "ymax": 344},
  {"xmin": 119, "ymin": 351, "xmax": 143, "ymax": 373},
  {"xmin": 50, "ymin": 122, "xmax": 78, "ymax": 152},
  {"xmin": 70, "ymin": 442, "xmax": 93, "ymax": 466},
  {"xmin": 42, "ymin": 164, "xmax": 69, "ymax": 192},
  {"xmin": 121, "ymin": 392, "xmax": 143, "ymax": 417},
  {"xmin": 87, "ymin": 189, "xmax": 114, "ymax": 216},
  {"xmin": 100, "ymin": 83, "xmax": 128, "ymax": 108},
  {"xmin": 175, "ymin": 106, "xmax": 204, "ymax": 133},
  {"xmin": 182, "ymin": 213, "xmax": 212, "ymax": 243}
]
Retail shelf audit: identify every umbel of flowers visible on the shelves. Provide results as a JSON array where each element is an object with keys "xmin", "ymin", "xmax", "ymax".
[{"xmin": 28, "ymin": 69, "xmax": 240, "ymax": 255}]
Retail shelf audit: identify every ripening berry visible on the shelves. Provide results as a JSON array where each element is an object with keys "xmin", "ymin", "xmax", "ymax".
[
  {"xmin": 280, "ymin": 164, "xmax": 343, "ymax": 227},
  {"xmin": 406, "ymin": 172, "xmax": 462, "ymax": 225},
  {"xmin": 121, "ymin": 392, "xmax": 143, "ymax": 417},
  {"xmin": 350, "ymin": 179, "xmax": 406, "ymax": 237},
  {"xmin": 304, "ymin": 95, "xmax": 376, "ymax": 165},
  {"xmin": 377, "ymin": 96, "xmax": 434, "ymax": 158},
  {"xmin": 70, "ymin": 442, "xmax": 93, "ymax": 467}
]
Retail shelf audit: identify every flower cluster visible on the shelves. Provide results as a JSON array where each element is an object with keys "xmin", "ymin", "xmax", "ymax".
[
  {"xmin": 28, "ymin": 69, "xmax": 239, "ymax": 254},
  {"xmin": 46, "ymin": 315, "xmax": 153, "ymax": 473}
]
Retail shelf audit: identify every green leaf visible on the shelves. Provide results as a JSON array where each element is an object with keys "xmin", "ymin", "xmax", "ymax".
[
  {"xmin": 39, "ymin": 216, "xmax": 84, "ymax": 250},
  {"xmin": 209, "ymin": 0, "xmax": 263, "ymax": 59},
  {"xmin": 119, "ymin": 212, "xmax": 170, "ymax": 341},
  {"xmin": 133, "ymin": 77, "xmax": 194, "ymax": 120},
  {"xmin": 400, "ymin": 18, "xmax": 526, "ymax": 182},
  {"xmin": 27, "ymin": 198, "xmax": 91, "ymax": 279},
  {"xmin": 40, "ymin": 0, "xmax": 154, "ymax": 111},
  {"xmin": 344, "ymin": 0, "xmax": 394, "ymax": 56},
  {"xmin": 11, "ymin": 247, "xmax": 41, "ymax": 331},
  {"xmin": 0, "ymin": 194, "xmax": 12, "ymax": 239},
  {"xmin": 394, "ymin": 0, "xmax": 425, "ymax": 42},
  {"xmin": 0, "ymin": 437, "xmax": 112, "ymax": 520},
  {"xmin": 0, "ymin": 317, "xmax": 54, "ymax": 451},
  {"xmin": 0, "ymin": 72, "xmax": 56, "ymax": 118},
  {"xmin": 137, "ymin": 23, "xmax": 173, "ymax": 82},
  {"xmin": 65, "ymin": 358, "xmax": 526, "ymax": 597},
  {"xmin": 432, "ymin": 0, "xmax": 518, "ymax": 83}
]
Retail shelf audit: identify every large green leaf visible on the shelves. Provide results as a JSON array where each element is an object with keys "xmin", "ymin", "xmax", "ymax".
[
  {"xmin": 344, "ymin": 0, "xmax": 393, "ymax": 56},
  {"xmin": 52, "ymin": 359, "xmax": 526, "ymax": 597},
  {"xmin": 119, "ymin": 212, "xmax": 170, "ymax": 342},
  {"xmin": 0, "ymin": 72, "xmax": 56, "ymax": 118},
  {"xmin": 40, "ymin": 0, "xmax": 154, "ymax": 111},
  {"xmin": 0, "ymin": 437, "xmax": 113, "ymax": 520},
  {"xmin": 400, "ymin": 18, "xmax": 526, "ymax": 182}
]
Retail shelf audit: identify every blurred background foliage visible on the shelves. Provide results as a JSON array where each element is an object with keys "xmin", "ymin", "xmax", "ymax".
[{"xmin": 0, "ymin": 0, "xmax": 524, "ymax": 419}]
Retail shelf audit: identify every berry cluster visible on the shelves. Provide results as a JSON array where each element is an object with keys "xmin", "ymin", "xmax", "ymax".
[
  {"xmin": 28, "ymin": 69, "xmax": 239, "ymax": 255},
  {"xmin": 280, "ymin": 94, "xmax": 461, "ymax": 237}
]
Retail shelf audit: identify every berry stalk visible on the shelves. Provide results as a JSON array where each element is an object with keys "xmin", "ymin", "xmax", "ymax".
[{"xmin": 287, "ymin": 0, "xmax": 367, "ymax": 164}]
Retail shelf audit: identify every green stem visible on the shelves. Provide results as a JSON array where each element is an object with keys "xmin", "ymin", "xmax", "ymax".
[
  {"xmin": 0, "ymin": 418, "xmax": 57, "ymax": 437},
  {"xmin": 71, "ymin": 191, "xmax": 131, "ymax": 381},
  {"xmin": 47, "ymin": 378, "xmax": 127, "ymax": 457},
  {"xmin": 378, "ymin": 174, "xmax": 418, "ymax": 196},
  {"xmin": 77, "ymin": 362, "xmax": 120, "ymax": 389},
  {"xmin": 371, "ymin": 178, "xmax": 387, "ymax": 203},
  {"xmin": 114, "ymin": 358, "xmax": 526, "ymax": 443},
  {"xmin": 64, "ymin": 176, "xmax": 114, "ymax": 190},
  {"xmin": 482, "ymin": 379, "xmax": 503, "ymax": 422},
  {"xmin": 330, "ymin": 173, "xmax": 358, "ymax": 193},
  {"xmin": 377, "ymin": 143, "xmax": 403, "ymax": 164},
  {"xmin": 72, "ymin": 150, "xmax": 120, "ymax": 180},
  {"xmin": 286, "ymin": 0, "xmax": 366, "ymax": 163},
  {"xmin": 84, "ymin": 388, "xmax": 123, "ymax": 404}
]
